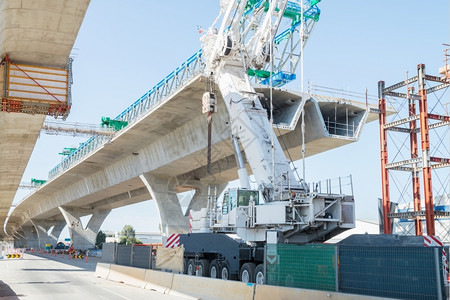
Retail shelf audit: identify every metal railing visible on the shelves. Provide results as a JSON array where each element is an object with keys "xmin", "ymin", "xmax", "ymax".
[
  {"xmin": 324, "ymin": 119, "xmax": 356, "ymax": 138},
  {"xmin": 114, "ymin": 50, "xmax": 204, "ymax": 124},
  {"xmin": 47, "ymin": 2, "xmax": 322, "ymax": 181},
  {"xmin": 48, "ymin": 51, "xmax": 205, "ymax": 180},
  {"xmin": 48, "ymin": 134, "xmax": 112, "ymax": 179},
  {"xmin": 310, "ymin": 175, "xmax": 353, "ymax": 195}
]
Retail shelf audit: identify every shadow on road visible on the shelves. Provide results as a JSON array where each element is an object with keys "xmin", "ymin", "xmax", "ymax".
[
  {"xmin": 26, "ymin": 252, "xmax": 100, "ymax": 271},
  {"xmin": 21, "ymin": 268, "xmax": 86, "ymax": 272},
  {"xmin": 0, "ymin": 280, "xmax": 20, "ymax": 299},
  {"xmin": 16, "ymin": 281, "xmax": 70, "ymax": 285}
]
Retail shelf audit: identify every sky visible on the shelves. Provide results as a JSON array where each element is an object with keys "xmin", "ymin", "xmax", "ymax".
[{"xmin": 12, "ymin": 0, "xmax": 450, "ymax": 239}]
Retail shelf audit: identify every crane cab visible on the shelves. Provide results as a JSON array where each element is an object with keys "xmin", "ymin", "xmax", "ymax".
[{"xmin": 221, "ymin": 188, "xmax": 259, "ymax": 215}]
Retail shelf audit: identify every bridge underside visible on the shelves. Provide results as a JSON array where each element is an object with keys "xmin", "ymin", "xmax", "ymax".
[
  {"xmin": 0, "ymin": 0, "xmax": 90, "ymax": 239},
  {"xmin": 7, "ymin": 73, "xmax": 380, "ymax": 242}
]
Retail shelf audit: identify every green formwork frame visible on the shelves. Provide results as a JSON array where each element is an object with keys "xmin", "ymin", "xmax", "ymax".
[{"xmin": 265, "ymin": 243, "xmax": 337, "ymax": 291}]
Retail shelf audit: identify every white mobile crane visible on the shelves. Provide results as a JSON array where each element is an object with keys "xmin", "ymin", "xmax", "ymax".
[{"xmin": 180, "ymin": 0, "xmax": 355, "ymax": 283}]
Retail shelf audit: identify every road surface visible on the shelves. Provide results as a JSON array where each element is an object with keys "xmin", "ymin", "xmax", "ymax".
[{"xmin": 0, "ymin": 252, "xmax": 184, "ymax": 300}]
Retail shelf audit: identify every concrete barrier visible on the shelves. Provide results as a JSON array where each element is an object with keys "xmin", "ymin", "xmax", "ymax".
[
  {"xmin": 98, "ymin": 265, "xmax": 389, "ymax": 300},
  {"xmin": 254, "ymin": 285, "xmax": 388, "ymax": 300},
  {"xmin": 107, "ymin": 264, "xmax": 146, "ymax": 288},
  {"xmin": 170, "ymin": 274, "xmax": 255, "ymax": 300},
  {"xmin": 95, "ymin": 263, "xmax": 111, "ymax": 279},
  {"xmin": 143, "ymin": 269, "xmax": 174, "ymax": 294}
]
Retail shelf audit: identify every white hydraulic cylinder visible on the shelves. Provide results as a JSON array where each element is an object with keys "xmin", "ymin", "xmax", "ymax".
[
  {"xmin": 232, "ymin": 136, "xmax": 251, "ymax": 189},
  {"xmin": 216, "ymin": 64, "xmax": 301, "ymax": 200}
]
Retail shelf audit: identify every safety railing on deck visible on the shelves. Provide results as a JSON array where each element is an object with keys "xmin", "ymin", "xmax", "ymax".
[
  {"xmin": 48, "ymin": 135, "xmax": 111, "ymax": 179},
  {"xmin": 114, "ymin": 50, "xmax": 204, "ymax": 124},
  {"xmin": 48, "ymin": 51, "xmax": 205, "ymax": 180},
  {"xmin": 47, "ymin": 2, "xmax": 322, "ymax": 181},
  {"xmin": 324, "ymin": 119, "xmax": 356, "ymax": 138}
]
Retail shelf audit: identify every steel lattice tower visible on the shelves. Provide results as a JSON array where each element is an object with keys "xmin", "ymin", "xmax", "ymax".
[{"xmin": 378, "ymin": 60, "xmax": 450, "ymax": 239}]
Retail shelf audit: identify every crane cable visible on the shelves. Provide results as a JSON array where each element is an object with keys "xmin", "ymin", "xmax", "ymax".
[
  {"xmin": 275, "ymin": 125, "xmax": 303, "ymax": 184},
  {"xmin": 269, "ymin": 1, "xmax": 275, "ymax": 200},
  {"xmin": 300, "ymin": 0, "xmax": 306, "ymax": 185}
]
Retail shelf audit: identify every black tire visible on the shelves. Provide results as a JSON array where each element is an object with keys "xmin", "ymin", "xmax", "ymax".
[
  {"xmin": 255, "ymin": 264, "xmax": 265, "ymax": 285},
  {"xmin": 240, "ymin": 262, "xmax": 256, "ymax": 283},
  {"xmin": 209, "ymin": 259, "xmax": 220, "ymax": 279},
  {"xmin": 187, "ymin": 258, "xmax": 195, "ymax": 276},
  {"xmin": 183, "ymin": 258, "xmax": 188, "ymax": 274},
  {"xmin": 220, "ymin": 261, "xmax": 231, "ymax": 280},
  {"xmin": 198, "ymin": 259, "xmax": 210, "ymax": 277}
]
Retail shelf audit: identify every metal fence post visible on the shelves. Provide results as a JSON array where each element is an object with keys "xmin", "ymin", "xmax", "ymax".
[
  {"xmin": 149, "ymin": 245, "xmax": 152, "ymax": 270},
  {"xmin": 114, "ymin": 242, "xmax": 118, "ymax": 264},
  {"xmin": 263, "ymin": 244, "xmax": 267, "ymax": 285},
  {"xmin": 434, "ymin": 247, "xmax": 443, "ymax": 300},
  {"xmin": 335, "ymin": 245, "xmax": 339, "ymax": 292},
  {"xmin": 130, "ymin": 244, "xmax": 134, "ymax": 267}
]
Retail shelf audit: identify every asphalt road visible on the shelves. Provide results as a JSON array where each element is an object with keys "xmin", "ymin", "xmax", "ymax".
[{"xmin": 0, "ymin": 252, "xmax": 185, "ymax": 300}]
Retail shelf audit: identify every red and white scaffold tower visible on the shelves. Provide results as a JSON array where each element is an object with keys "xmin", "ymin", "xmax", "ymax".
[{"xmin": 378, "ymin": 55, "xmax": 450, "ymax": 238}]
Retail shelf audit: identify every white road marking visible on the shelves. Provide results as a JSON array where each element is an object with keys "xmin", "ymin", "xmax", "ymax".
[{"xmin": 99, "ymin": 286, "xmax": 133, "ymax": 300}]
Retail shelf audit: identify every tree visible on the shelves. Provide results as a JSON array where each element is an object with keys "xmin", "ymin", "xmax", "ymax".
[
  {"xmin": 95, "ymin": 230, "xmax": 106, "ymax": 249},
  {"xmin": 119, "ymin": 225, "xmax": 142, "ymax": 245}
]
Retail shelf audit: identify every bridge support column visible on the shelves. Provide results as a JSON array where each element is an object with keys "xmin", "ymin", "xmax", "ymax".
[
  {"xmin": 58, "ymin": 207, "xmax": 111, "ymax": 250},
  {"xmin": 13, "ymin": 231, "xmax": 27, "ymax": 248},
  {"xmin": 31, "ymin": 220, "xmax": 65, "ymax": 249},
  {"xmin": 140, "ymin": 174, "xmax": 188, "ymax": 237},
  {"xmin": 20, "ymin": 226, "xmax": 39, "ymax": 249},
  {"xmin": 185, "ymin": 183, "xmax": 228, "ymax": 216}
]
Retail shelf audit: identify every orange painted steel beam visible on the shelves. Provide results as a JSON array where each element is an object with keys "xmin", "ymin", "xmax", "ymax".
[
  {"xmin": 378, "ymin": 81, "xmax": 391, "ymax": 234},
  {"xmin": 417, "ymin": 64, "xmax": 435, "ymax": 235},
  {"xmin": 408, "ymin": 92, "xmax": 423, "ymax": 235}
]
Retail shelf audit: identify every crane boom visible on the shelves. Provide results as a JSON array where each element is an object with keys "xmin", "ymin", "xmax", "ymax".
[
  {"xmin": 194, "ymin": 0, "xmax": 355, "ymax": 243},
  {"xmin": 203, "ymin": 0, "xmax": 305, "ymax": 200}
]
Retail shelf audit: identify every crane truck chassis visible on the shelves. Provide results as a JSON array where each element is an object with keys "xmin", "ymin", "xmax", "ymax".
[
  {"xmin": 180, "ymin": 187, "xmax": 354, "ymax": 283},
  {"xmin": 177, "ymin": 0, "xmax": 356, "ymax": 284}
]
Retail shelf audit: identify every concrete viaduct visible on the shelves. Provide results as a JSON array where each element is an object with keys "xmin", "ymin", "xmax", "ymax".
[
  {"xmin": 7, "ymin": 69, "xmax": 378, "ymax": 249},
  {"xmin": 0, "ymin": 1, "xmax": 381, "ymax": 250}
]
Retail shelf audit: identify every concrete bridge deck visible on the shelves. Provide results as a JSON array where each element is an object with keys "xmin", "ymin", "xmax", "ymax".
[{"xmin": 0, "ymin": 0, "xmax": 90, "ymax": 239}]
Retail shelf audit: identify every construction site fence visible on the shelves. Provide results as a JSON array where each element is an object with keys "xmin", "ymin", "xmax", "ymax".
[
  {"xmin": 102, "ymin": 243, "xmax": 156, "ymax": 270},
  {"xmin": 265, "ymin": 243, "xmax": 447, "ymax": 300}
]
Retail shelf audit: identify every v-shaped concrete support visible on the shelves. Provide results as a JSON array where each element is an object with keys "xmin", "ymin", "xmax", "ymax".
[
  {"xmin": 58, "ymin": 207, "xmax": 110, "ymax": 250},
  {"xmin": 140, "ymin": 174, "xmax": 188, "ymax": 237},
  {"xmin": 30, "ymin": 220, "xmax": 66, "ymax": 249}
]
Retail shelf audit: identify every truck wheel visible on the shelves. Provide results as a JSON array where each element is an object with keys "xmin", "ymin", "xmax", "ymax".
[
  {"xmin": 255, "ymin": 264, "xmax": 265, "ymax": 285},
  {"xmin": 187, "ymin": 259, "xmax": 195, "ymax": 276},
  {"xmin": 183, "ymin": 258, "xmax": 188, "ymax": 274},
  {"xmin": 220, "ymin": 261, "xmax": 231, "ymax": 280},
  {"xmin": 240, "ymin": 262, "xmax": 256, "ymax": 283},
  {"xmin": 209, "ymin": 260, "xmax": 220, "ymax": 279},
  {"xmin": 198, "ymin": 259, "xmax": 210, "ymax": 277}
]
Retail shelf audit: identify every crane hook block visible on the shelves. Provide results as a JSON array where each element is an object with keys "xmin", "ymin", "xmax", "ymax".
[
  {"xmin": 223, "ymin": 36, "xmax": 233, "ymax": 56},
  {"xmin": 202, "ymin": 92, "xmax": 217, "ymax": 114}
]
